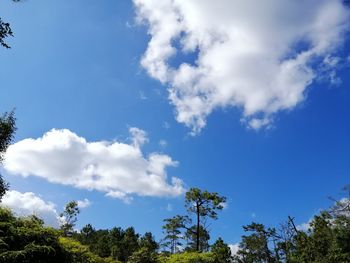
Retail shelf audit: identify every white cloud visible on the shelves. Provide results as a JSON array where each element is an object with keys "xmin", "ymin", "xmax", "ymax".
[
  {"xmin": 166, "ymin": 203, "xmax": 173, "ymax": 212},
  {"xmin": 1, "ymin": 190, "xmax": 59, "ymax": 227},
  {"xmin": 229, "ymin": 243, "xmax": 240, "ymax": 257},
  {"xmin": 159, "ymin": 139, "xmax": 167, "ymax": 147},
  {"xmin": 139, "ymin": 90, "xmax": 148, "ymax": 100},
  {"xmin": 220, "ymin": 201, "xmax": 228, "ymax": 210},
  {"xmin": 134, "ymin": 0, "xmax": 350, "ymax": 133},
  {"xmin": 297, "ymin": 219, "xmax": 312, "ymax": 232},
  {"xmin": 162, "ymin": 121, "xmax": 170, "ymax": 129},
  {"xmin": 77, "ymin": 198, "xmax": 91, "ymax": 209},
  {"xmin": 4, "ymin": 128, "xmax": 185, "ymax": 202}
]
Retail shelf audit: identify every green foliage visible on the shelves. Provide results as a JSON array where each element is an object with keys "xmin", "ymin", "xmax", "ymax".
[
  {"xmin": 233, "ymin": 194, "xmax": 350, "ymax": 263},
  {"xmin": 0, "ymin": 207, "xmax": 121, "ymax": 263},
  {"xmin": 158, "ymin": 252, "xmax": 215, "ymax": 263},
  {"xmin": 0, "ymin": 111, "xmax": 16, "ymax": 201},
  {"xmin": 185, "ymin": 188, "xmax": 226, "ymax": 251},
  {"xmin": 140, "ymin": 232, "xmax": 159, "ymax": 252},
  {"xmin": 0, "ymin": 207, "xmax": 66, "ymax": 263},
  {"xmin": 162, "ymin": 216, "xmax": 184, "ymax": 253},
  {"xmin": 76, "ymin": 224, "xmax": 159, "ymax": 263},
  {"xmin": 59, "ymin": 237, "xmax": 121, "ymax": 263},
  {"xmin": 162, "ymin": 188, "xmax": 226, "ymax": 253},
  {"xmin": 127, "ymin": 247, "xmax": 159, "ymax": 263},
  {"xmin": 290, "ymin": 211, "xmax": 350, "ymax": 263},
  {"xmin": 184, "ymin": 225, "xmax": 210, "ymax": 252},
  {"xmin": 211, "ymin": 238, "xmax": 233, "ymax": 263},
  {"xmin": 185, "ymin": 188, "xmax": 226, "ymax": 221},
  {"xmin": 235, "ymin": 222, "xmax": 278, "ymax": 263}
]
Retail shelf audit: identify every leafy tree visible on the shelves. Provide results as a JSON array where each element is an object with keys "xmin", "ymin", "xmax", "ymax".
[
  {"xmin": 0, "ymin": 111, "xmax": 16, "ymax": 201},
  {"xmin": 127, "ymin": 247, "xmax": 159, "ymax": 263},
  {"xmin": 140, "ymin": 232, "xmax": 159, "ymax": 252},
  {"xmin": 59, "ymin": 237, "xmax": 121, "ymax": 263},
  {"xmin": 0, "ymin": 207, "xmax": 66, "ymax": 263},
  {"xmin": 111, "ymin": 227, "xmax": 140, "ymax": 263},
  {"xmin": 235, "ymin": 223, "xmax": 279, "ymax": 263},
  {"xmin": 185, "ymin": 188, "xmax": 226, "ymax": 251},
  {"xmin": 211, "ymin": 238, "xmax": 233, "ymax": 263},
  {"xmin": 162, "ymin": 216, "xmax": 184, "ymax": 254},
  {"xmin": 185, "ymin": 225, "xmax": 210, "ymax": 252},
  {"xmin": 79, "ymin": 223, "xmax": 96, "ymax": 245},
  {"xmin": 60, "ymin": 201, "xmax": 80, "ymax": 237},
  {"xmin": 158, "ymin": 251, "xmax": 215, "ymax": 263}
]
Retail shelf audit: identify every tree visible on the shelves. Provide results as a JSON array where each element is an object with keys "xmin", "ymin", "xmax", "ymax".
[
  {"xmin": 0, "ymin": 111, "xmax": 16, "ymax": 201},
  {"xmin": 184, "ymin": 225, "xmax": 210, "ymax": 252},
  {"xmin": 79, "ymin": 223, "xmax": 96, "ymax": 245},
  {"xmin": 0, "ymin": 1, "xmax": 21, "ymax": 48},
  {"xmin": 162, "ymin": 216, "xmax": 185, "ymax": 254},
  {"xmin": 185, "ymin": 188, "xmax": 226, "ymax": 252},
  {"xmin": 235, "ymin": 223, "xmax": 279, "ymax": 263},
  {"xmin": 0, "ymin": 18, "xmax": 13, "ymax": 49},
  {"xmin": 127, "ymin": 247, "xmax": 159, "ymax": 263},
  {"xmin": 211, "ymin": 238, "xmax": 233, "ymax": 263},
  {"xmin": 140, "ymin": 232, "xmax": 159, "ymax": 252},
  {"xmin": 60, "ymin": 201, "xmax": 80, "ymax": 237},
  {"xmin": 112, "ymin": 227, "xmax": 140, "ymax": 263}
]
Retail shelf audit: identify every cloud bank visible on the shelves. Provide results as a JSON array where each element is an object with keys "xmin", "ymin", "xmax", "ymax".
[
  {"xmin": 4, "ymin": 128, "xmax": 184, "ymax": 202},
  {"xmin": 134, "ymin": 0, "xmax": 350, "ymax": 133},
  {"xmin": 1, "ymin": 190, "xmax": 60, "ymax": 227}
]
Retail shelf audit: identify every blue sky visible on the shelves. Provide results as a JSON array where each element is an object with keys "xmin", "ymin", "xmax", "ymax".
[{"xmin": 1, "ymin": 0, "xmax": 350, "ymax": 246}]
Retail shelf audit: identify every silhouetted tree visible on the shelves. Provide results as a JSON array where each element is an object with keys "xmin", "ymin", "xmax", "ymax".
[{"xmin": 0, "ymin": 1, "xmax": 21, "ymax": 48}]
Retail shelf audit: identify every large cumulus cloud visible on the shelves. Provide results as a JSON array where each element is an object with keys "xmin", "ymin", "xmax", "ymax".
[
  {"xmin": 4, "ymin": 128, "xmax": 184, "ymax": 202},
  {"xmin": 134, "ymin": 0, "xmax": 350, "ymax": 133}
]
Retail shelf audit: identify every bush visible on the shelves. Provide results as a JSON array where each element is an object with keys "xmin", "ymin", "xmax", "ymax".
[
  {"xmin": 158, "ymin": 252, "xmax": 215, "ymax": 263},
  {"xmin": 59, "ymin": 237, "xmax": 121, "ymax": 263}
]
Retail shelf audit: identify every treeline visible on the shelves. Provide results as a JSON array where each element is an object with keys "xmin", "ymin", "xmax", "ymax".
[
  {"xmin": 0, "ymin": 113, "xmax": 350, "ymax": 262},
  {"xmin": 59, "ymin": 187, "xmax": 350, "ymax": 263},
  {"xmin": 233, "ymin": 193, "xmax": 350, "ymax": 262}
]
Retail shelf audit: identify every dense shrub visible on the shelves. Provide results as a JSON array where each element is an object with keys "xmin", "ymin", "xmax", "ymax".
[{"xmin": 158, "ymin": 252, "xmax": 215, "ymax": 263}]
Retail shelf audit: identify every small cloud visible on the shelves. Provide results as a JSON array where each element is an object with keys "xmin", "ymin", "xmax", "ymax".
[
  {"xmin": 297, "ymin": 219, "xmax": 312, "ymax": 232},
  {"xmin": 229, "ymin": 243, "xmax": 240, "ymax": 257},
  {"xmin": 159, "ymin": 139, "xmax": 167, "ymax": 148},
  {"xmin": 162, "ymin": 122, "xmax": 170, "ymax": 130},
  {"xmin": 251, "ymin": 212, "xmax": 256, "ymax": 218},
  {"xmin": 77, "ymin": 198, "xmax": 91, "ymax": 209},
  {"xmin": 166, "ymin": 203, "xmax": 173, "ymax": 212},
  {"xmin": 220, "ymin": 202, "xmax": 228, "ymax": 210},
  {"xmin": 139, "ymin": 91, "xmax": 147, "ymax": 100},
  {"xmin": 129, "ymin": 127, "xmax": 148, "ymax": 147},
  {"xmin": 125, "ymin": 21, "xmax": 135, "ymax": 28}
]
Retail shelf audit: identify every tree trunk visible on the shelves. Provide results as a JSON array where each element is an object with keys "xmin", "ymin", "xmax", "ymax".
[{"xmin": 196, "ymin": 202, "xmax": 200, "ymax": 252}]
